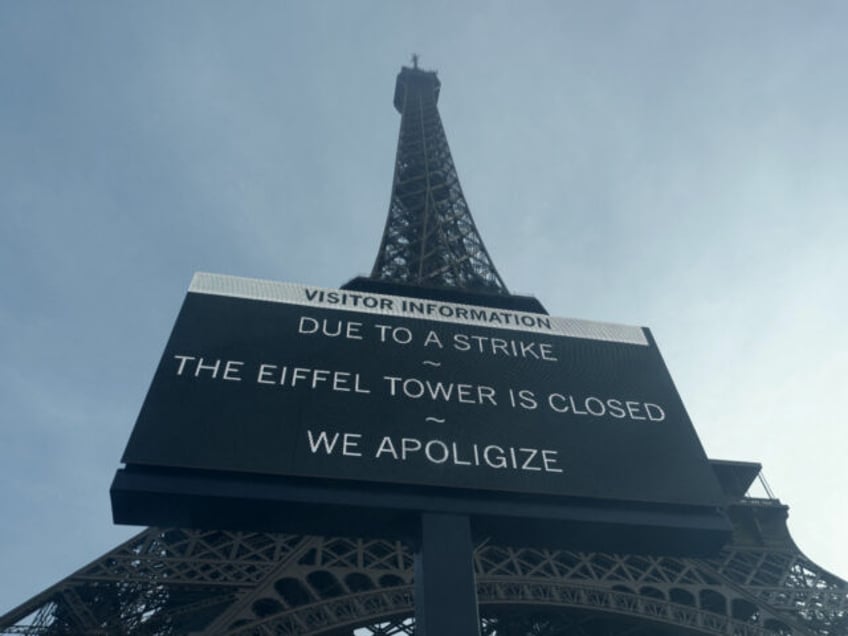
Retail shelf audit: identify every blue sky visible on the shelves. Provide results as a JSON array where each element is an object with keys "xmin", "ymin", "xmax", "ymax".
[{"xmin": 2, "ymin": 1, "xmax": 847, "ymax": 612}]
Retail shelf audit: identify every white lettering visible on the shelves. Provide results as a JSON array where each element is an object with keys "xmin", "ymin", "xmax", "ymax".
[
  {"xmin": 382, "ymin": 376, "xmax": 497, "ymax": 406},
  {"xmin": 424, "ymin": 330, "xmax": 444, "ymax": 348},
  {"xmin": 298, "ymin": 316, "xmax": 363, "ymax": 340},
  {"xmin": 307, "ymin": 430, "xmax": 339, "ymax": 454},
  {"xmin": 541, "ymin": 449, "xmax": 563, "ymax": 473},
  {"xmin": 194, "ymin": 357, "xmax": 220, "ymax": 378},
  {"xmin": 341, "ymin": 433, "xmax": 362, "ymax": 457},
  {"xmin": 424, "ymin": 440, "xmax": 450, "ymax": 463},
  {"xmin": 626, "ymin": 401, "xmax": 646, "ymax": 420},
  {"xmin": 645, "ymin": 403, "xmax": 666, "ymax": 421},
  {"xmin": 174, "ymin": 355, "xmax": 195, "ymax": 376},
  {"xmin": 375, "ymin": 436, "xmax": 398, "ymax": 459},
  {"xmin": 401, "ymin": 437, "xmax": 422, "ymax": 459},
  {"xmin": 222, "ymin": 360, "xmax": 244, "ymax": 382}
]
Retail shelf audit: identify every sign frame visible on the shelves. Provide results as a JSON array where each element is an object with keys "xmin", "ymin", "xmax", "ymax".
[{"xmin": 111, "ymin": 273, "xmax": 731, "ymax": 555}]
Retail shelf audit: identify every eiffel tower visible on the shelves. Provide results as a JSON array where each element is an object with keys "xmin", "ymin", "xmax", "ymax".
[{"xmin": 2, "ymin": 61, "xmax": 847, "ymax": 636}]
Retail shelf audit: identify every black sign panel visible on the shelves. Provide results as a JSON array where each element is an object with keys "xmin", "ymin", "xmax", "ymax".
[{"xmin": 121, "ymin": 273, "xmax": 722, "ymax": 509}]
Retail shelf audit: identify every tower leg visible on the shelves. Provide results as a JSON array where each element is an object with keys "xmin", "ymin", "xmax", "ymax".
[{"xmin": 414, "ymin": 513, "xmax": 481, "ymax": 636}]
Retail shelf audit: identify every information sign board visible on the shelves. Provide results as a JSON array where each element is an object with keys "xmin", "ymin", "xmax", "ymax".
[{"xmin": 120, "ymin": 273, "xmax": 723, "ymax": 510}]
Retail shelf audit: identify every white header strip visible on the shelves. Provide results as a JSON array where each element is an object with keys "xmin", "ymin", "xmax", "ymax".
[{"xmin": 189, "ymin": 272, "xmax": 648, "ymax": 346}]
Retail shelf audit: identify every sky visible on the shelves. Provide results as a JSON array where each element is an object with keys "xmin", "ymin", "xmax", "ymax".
[{"xmin": 1, "ymin": 0, "xmax": 847, "ymax": 614}]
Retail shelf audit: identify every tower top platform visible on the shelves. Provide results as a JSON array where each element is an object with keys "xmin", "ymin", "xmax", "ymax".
[{"xmin": 394, "ymin": 64, "xmax": 441, "ymax": 112}]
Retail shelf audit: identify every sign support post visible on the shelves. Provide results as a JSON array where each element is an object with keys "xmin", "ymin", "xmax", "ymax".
[{"xmin": 414, "ymin": 513, "xmax": 480, "ymax": 636}]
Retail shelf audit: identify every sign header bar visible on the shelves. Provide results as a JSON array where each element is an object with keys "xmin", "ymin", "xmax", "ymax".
[{"xmin": 189, "ymin": 272, "xmax": 648, "ymax": 346}]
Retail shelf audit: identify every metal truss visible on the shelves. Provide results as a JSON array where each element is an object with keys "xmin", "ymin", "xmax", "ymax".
[
  {"xmin": 370, "ymin": 63, "xmax": 508, "ymax": 294},
  {"xmin": 2, "ymin": 497, "xmax": 846, "ymax": 635}
]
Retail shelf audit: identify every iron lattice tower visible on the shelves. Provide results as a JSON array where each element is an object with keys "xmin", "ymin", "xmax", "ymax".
[
  {"xmin": 370, "ymin": 60, "xmax": 507, "ymax": 293},
  {"xmin": 2, "ymin": 63, "xmax": 847, "ymax": 635}
]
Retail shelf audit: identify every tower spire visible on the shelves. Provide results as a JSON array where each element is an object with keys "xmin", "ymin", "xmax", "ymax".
[{"xmin": 370, "ymin": 62, "xmax": 508, "ymax": 294}]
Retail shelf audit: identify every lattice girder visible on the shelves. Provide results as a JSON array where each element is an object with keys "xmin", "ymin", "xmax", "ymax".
[{"xmin": 5, "ymin": 507, "xmax": 846, "ymax": 635}]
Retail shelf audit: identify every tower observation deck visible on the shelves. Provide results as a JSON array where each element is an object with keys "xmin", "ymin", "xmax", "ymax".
[{"xmin": 1, "ymin": 62, "xmax": 847, "ymax": 636}]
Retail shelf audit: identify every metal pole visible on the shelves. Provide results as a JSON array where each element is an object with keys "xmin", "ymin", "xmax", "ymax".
[{"xmin": 414, "ymin": 513, "xmax": 481, "ymax": 636}]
